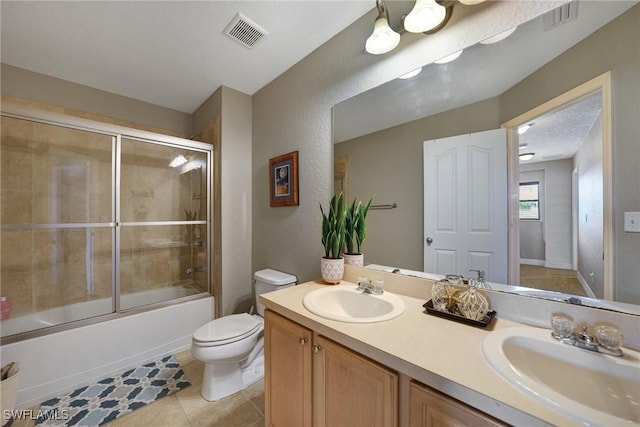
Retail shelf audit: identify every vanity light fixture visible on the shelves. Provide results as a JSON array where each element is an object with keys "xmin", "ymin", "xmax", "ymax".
[
  {"xmin": 519, "ymin": 152, "xmax": 535, "ymax": 161},
  {"xmin": 364, "ymin": 0, "xmax": 490, "ymax": 55},
  {"xmin": 398, "ymin": 67, "xmax": 423, "ymax": 79},
  {"xmin": 404, "ymin": 0, "xmax": 447, "ymax": 33},
  {"xmin": 365, "ymin": 0, "xmax": 401, "ymax": 55},
  {"xmin": 434, "ymin": 49, "xmax": 463, "ymax": 64},
  {"xmin": 169, "ymin": 154, "xmax": 188, "ymax": 168}
]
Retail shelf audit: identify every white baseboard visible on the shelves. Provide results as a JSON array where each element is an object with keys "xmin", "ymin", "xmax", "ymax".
[
  {"xmin": 576, "ymin": 271, "xmax": 597, "ymax": 298},
  {"xmin": 520, "ymin": 258, "xmax": 545, "ymax": 266},
  {"xmin": 544, "ymin": 261, "xmax": 573, "ymax": 270}
]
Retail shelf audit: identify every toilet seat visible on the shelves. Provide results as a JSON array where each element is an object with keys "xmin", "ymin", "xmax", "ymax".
[{"xmin": 193, "ymin": 313, "xmax": 262, "ymax": 347}]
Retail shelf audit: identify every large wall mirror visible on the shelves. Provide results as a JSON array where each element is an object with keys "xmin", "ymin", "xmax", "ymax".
[{"xmin": 333, "ymin": 1, "xmax": 640, "ymax": 314}]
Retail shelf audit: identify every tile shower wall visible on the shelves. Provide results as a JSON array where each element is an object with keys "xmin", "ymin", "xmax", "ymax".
[
  {"xmin": 1, "ymin": 114, "xmax": 209, "ymax": 335},
  {"xmin": 119, "ymin": 138, "xmax": 208, "ymax": 301},
  {"xmin": 1, "ymin": 116, "xmax": 113, "ymax": 317}
]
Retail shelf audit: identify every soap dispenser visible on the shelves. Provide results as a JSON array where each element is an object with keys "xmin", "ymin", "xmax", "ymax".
[
  {"xmin": 459, "ymin": 279, "xmax": 489, "ymax": 321},
  {"xmin": 469, "ymin": 269, "xmax": 490, "ymax": 289}
]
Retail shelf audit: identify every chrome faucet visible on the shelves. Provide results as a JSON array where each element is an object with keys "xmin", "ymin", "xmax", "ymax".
[
  {"xmin": 356, "ymin": 276, "xmax": 383, "ymax": 295},
  {"xmin": 551, "ymin": 322, "xmax": 624, "ymax": 357}
]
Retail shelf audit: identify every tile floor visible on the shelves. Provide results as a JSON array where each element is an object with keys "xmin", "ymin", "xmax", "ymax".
[{"xmin": 13, "ymin": 350, "xmax": 265, "ymax": 427}]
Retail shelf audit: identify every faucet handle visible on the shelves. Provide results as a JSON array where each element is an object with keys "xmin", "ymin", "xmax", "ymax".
[{"xmin": 595, "ymin": 325, "xmax": 623, "ymax": 352}]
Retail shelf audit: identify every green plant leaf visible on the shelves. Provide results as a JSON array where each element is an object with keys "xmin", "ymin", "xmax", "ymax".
[{"xmin": 320, "ymin": 192, "xmax": 346, "ymax": 258}]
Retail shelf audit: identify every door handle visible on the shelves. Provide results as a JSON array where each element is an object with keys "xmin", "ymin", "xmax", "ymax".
[{"xmin": 426, "ymin": 237, "xmax": 433, "ymax": 246}]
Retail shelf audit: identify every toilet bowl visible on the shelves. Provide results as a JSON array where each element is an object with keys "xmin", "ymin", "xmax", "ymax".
[{"xmin": 192, "ymin": 269, "xmax": 296, "ymax": 401}]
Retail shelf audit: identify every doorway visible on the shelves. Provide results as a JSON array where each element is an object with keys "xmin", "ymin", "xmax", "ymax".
[{"xmin": 502, "ymin": 72, "xmax": 613, "ymax": 299}]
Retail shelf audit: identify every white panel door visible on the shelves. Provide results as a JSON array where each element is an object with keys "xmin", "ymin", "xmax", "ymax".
[{"xmin": 424, "ymin": 129, "xmax": 508, "ymax": 282}]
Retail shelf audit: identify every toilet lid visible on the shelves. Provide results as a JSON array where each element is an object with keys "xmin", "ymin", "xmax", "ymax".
[{"xmin": 193, "ymin": 313, "xmax": 261, "ymax": 345}]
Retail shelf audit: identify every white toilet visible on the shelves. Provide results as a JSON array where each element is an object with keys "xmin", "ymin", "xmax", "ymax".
[{"xmin": 191, "ymin": 268, "xmax": 296, "ymax": 401}]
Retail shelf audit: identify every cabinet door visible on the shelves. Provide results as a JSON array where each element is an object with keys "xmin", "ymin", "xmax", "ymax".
[
  {"xmin": 264, "ymin": 310, "xmax": 313, "ymax": 427},
  {"xmin": 314, "ymin": 335, "xmax": 398, "ymax": 427},
  {"xmin": 409, "ymin": 381, "xmax": 507, "ymax": 427}
]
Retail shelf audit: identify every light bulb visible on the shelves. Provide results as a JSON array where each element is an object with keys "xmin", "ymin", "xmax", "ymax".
[
  {"xmin": 404, "ymin": 0, "xmax": 447, "ymax": 33},
  {"xmin": 365, "ymin": 16, "xmax": 401, "ymax": 55}
]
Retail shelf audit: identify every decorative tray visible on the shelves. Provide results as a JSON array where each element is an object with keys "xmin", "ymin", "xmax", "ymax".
[{"xmin": 422, "ymin": 299, "xmax": 496, "ymax": 328}]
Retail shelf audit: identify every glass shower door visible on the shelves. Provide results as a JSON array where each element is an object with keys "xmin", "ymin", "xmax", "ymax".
[
  {"xmin": 1, "ymin": 116, "xmax": 115, "ymax": 336},
  {"xmin": 119, "ymin": 138, "xmax": 209, "ymax": 310}
]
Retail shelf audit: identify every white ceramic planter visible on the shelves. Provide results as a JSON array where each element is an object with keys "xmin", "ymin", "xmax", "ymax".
[
  {"xmin": 343, "ymin": 253, "xmax": 364, "ymax": 267},
  {"xmin": 320, "ymin": 257, "xmax": 344, "ymax": 284}
]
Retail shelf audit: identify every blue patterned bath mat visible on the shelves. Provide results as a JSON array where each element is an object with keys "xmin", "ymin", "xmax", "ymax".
[{"xmin": 35, "ymin": 354, "xmax": 190, "ymax": 426}]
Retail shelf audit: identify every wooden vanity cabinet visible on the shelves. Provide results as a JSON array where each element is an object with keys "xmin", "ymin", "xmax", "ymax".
[
  {"xmin": 408, "ymin": 381, "xmax": 507, "ymax": 427},
  {"xmin": 314, "ymin": 335, "xmax": 398, "ymax": 427},
  {"xmin": 265, "ymin": 309, "xmax": 504, "ymax": 427},
  {"xmin": 264, "ymin": 309, "xmax": 313, "ymax": 427},
  {"xmin": 264, "ymin": 310, "xmax": 398, "ymax": 427}
]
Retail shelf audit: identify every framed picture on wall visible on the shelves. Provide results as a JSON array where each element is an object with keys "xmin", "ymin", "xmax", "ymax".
[{"xmin": 269, "ymin": 151, "xmax": 299, "ymax": 207}]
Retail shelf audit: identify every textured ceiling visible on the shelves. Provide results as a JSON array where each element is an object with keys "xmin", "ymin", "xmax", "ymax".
[
  {"xmin": 0, "ymin": 1, "xmax": 373, "ymax": 113},
  {"xmin": 519, "ymin": 92, "xmax": 602, "ymax": 164}
]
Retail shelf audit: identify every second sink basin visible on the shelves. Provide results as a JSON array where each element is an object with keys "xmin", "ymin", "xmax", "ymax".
[
  {"xmin": 482, "ymin": 326, "xmax": 640, "ymax": 426},
  {"xmin": 302, "ymin": 285, "xmax": 405, "ymax": 323}
]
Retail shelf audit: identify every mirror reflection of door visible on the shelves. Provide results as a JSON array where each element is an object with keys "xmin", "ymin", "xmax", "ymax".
[
  {"xmin": 423, "ymin": 128, "xmax": 508, "ymax": 283},
  {"xmin": 516, "ymin": 90, "xmax": 604, "ymax": 298}
]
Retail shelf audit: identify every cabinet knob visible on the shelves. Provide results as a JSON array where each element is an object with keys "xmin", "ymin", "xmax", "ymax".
[
  {"xmin": 299, "ymin": 337, "xmax": 308, "ymax": 346},
  {"xmin": 312, "ymin": 345, "xmax": 321, "ymax": 354}
]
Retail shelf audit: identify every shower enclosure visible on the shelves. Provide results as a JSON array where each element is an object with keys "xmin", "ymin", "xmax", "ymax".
[{"xmin": 1, "ymin": 106, "xmax": 212, "ymax": 341}]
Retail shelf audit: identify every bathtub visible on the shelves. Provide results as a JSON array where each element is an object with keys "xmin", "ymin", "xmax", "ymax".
[
  {"xmin": 1, "ymin": 285, "xmax": 201, "ymax": 337},
  {"xmin": 0, "ymin": 289, "xmax": 213, "ymax": 409}
]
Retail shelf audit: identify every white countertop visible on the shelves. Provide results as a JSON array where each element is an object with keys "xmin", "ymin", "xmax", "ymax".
[{"xmin": 260, "ymin": 280, "xmax": 581, "ymax": 427}]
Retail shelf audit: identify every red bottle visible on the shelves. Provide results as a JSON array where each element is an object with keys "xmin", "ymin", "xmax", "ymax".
[{"xmin": 0, "ymin": 297, "xmax": 10, "ymax": 320}]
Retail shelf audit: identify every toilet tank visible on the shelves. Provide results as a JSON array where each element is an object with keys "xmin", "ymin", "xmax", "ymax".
[{"xmin": 254, "ymin": 269, "xmax": 297, "ymax": 316}]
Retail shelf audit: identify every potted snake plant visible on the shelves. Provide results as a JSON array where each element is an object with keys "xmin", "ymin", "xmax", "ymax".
[
  {"xmin": 343, "ymin": 197, "xmax": 373, "ymax": 267},
  {"xmin": 320, "ymin": 192, "xmax": 346, "ymax": 284}
]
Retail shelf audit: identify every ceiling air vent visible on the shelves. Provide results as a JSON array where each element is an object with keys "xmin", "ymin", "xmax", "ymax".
[
  {"xmin": 543, "ymin": 1, "xmax": 578, "ymax": 31},
  {"xmin": 224, "ymin": 13, "xmax": 268, "ymax": 49}
]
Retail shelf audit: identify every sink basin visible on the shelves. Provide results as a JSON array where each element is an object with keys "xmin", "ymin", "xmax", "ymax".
[
  {"xmin": 482, "ymin": 326, "xmax": 640, "ymax": 426},
  {"xmin": 302, "ymin": 285, "xmax": 405, "ymax": 323}
]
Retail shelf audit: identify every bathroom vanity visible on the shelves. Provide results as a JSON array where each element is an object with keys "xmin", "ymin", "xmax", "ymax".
[
  {"xmin": 260, "ymin": 275, "xmax": 639, "ymax": 427},
  {"xmin": 264, "ymin": 309, "xmax": 506, "ymax": 427}
]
